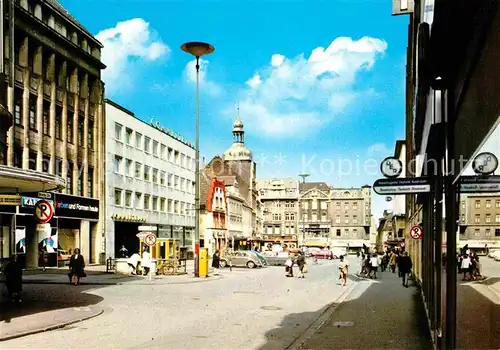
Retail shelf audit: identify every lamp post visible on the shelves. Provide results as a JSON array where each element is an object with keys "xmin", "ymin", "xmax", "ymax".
[{"xmin": 181, "ymin": 42, "xmax": 215, "ymax": 277}]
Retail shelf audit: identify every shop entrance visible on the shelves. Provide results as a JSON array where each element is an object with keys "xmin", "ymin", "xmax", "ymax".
[{"xmin": 114, "ymin": 221, "xmax": 141, "ymax": 258}]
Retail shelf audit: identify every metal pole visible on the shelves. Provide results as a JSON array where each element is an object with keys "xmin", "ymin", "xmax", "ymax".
[
  {"xmin": 194, "ymin": 56, "xmax": 201, "ymax": 277},
  {"xmin": 0, "ymin": 0, "xmax": 4, "ymax": 73}
]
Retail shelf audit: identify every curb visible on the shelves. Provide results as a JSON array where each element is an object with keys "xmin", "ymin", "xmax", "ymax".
[
  {"xmin": 20, "ymin": 275, "xmax": 225, "ymax": 286},
  {"xmin": 0, "ymin": 307, "xmax": 104, "ymax": 342},
  {"xmin": 286, "ymin": 279, "xmax": 360, "ymax": 350}
]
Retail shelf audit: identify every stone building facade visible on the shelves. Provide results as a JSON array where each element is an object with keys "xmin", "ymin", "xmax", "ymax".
[{"xmin": 1, "ymin": 0, "xmax": 105, "ymax": 266}]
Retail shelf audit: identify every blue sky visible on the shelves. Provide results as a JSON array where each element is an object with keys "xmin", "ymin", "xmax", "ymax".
[{"xmin": 61, "ymin": 0, "xmax": 409, "ymax": 218}]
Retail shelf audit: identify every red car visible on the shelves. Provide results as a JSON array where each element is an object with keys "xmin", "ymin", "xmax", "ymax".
[{"xmin": 309, "ymin": 248, "xmax": 333, "ymax": 259}]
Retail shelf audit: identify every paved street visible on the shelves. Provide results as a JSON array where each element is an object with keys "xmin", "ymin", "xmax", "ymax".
[{"xmin": 1, "ymin": 257, "xmax": 360, "ymax": 349}]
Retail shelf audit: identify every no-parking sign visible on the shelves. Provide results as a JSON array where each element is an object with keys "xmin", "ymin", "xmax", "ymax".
[
  {"xmin": 409, "ymin": 225, "xmax": 423, "ymax": 240},
  {"xmin": 35, "ymin": 200, "xmax": 54, "ymax": 224}
]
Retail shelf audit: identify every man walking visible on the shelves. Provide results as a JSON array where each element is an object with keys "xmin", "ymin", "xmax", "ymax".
[{"xmin": 399, "ymin": 252, "xmax": 413, "ymax": 287}]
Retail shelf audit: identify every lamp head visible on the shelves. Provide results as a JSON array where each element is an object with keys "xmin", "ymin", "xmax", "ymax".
[{"xmin": 181, "ymin": 42, "xmax": 215, "ymax": 57}]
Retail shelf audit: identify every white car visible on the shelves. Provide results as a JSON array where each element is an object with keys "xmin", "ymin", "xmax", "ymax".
[
  {"xmin": 488, "ymin": 250, "xmax": 499, "ymax": 258},
  {"xmin": 492, "ymin": 251, "xmax": 500, "ymax": 261}
]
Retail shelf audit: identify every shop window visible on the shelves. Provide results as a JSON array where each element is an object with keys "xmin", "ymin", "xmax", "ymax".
[
  {"xmin": 125, "ymin": 191, "xmax": 132, "ymax": 207},
  {"xmin": 114, "ymin": 188, "xmax": 122, "ymax": 206},
  {"xmin": 29, "ymin": 94, "xmax": 37, "ymax": 130},
  {"xmin": 61, "ymin": 115, "xmax": 71, "ymax": 142}
]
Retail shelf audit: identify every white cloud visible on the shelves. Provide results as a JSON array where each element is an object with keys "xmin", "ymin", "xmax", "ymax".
[
  {"xmin": 234, "ymin": 36, "xmax": 387, "ymax": 137},
  {"xmin": 367, "ymin": 142, "xmax": 392, "ymax": 156},
  {"xmin": 96, "ymin": 18, "xmax": 169, "ymax": 93},
  {"xmin": 184, "ymin": 59, "xmax": 222, "ymax": 97}
]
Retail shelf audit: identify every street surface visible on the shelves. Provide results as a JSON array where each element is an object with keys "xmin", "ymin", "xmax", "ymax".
[{"xmin": 1, "ymin": 257, "xmax": 360, "ymax": 349}]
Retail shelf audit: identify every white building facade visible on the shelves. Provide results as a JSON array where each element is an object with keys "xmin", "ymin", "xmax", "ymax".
[{"xmin": 105, "ymin": 100, "xmax": 195, "ymax": 259}]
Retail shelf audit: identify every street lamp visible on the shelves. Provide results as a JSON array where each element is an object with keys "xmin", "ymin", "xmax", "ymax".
[{"xmin": 181, "ymin": 42, "xmax": 215, "ymax": 277}]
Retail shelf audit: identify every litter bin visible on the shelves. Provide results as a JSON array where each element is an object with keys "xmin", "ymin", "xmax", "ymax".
[{"xmin": 199, "ymin": 248, "xmax": 209, "ymax": 277}]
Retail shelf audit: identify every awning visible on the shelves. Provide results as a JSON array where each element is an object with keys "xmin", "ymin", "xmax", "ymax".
[{"xmin": 305, "ymin": 241, "xmax": 328, "ymax": 247}]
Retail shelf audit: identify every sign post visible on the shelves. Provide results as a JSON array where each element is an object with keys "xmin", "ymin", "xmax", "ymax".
[
  {"xmin": 34, "ymin": 200, "xmax": 54, "ymax": 264},
  {"xmin": 144, "ymin": 233, "xmax": 157, "ymax": 281}
]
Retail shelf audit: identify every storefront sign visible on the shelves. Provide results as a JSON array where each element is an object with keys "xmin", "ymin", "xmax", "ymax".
[
  {"xmin": 373, "ymin": 178, "xmax": 431, "ymax": 195},
  {"xmin": 54, "ymin": 194, "xmax": 99, "ymax": 220},
  {"xmin": 111, "ymin": 213, "xmax": 147, "ymax": 222},
  {"xmin": 150, "ymin": 118, "xmax": 193, "ymax": 148},
  {"xmin": 0, "ymin": 194, "xmax": 21, "ymax": 206}
]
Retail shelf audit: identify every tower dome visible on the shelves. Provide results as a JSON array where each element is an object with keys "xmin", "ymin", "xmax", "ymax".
[{"xmin": 223, "ymin": 111, "xmax": 252, "ymax": 162}]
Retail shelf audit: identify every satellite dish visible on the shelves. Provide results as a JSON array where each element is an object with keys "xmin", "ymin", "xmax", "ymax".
[{"xmin": 386, "ymin": 196, "xmax": 393, "ymax": 202}]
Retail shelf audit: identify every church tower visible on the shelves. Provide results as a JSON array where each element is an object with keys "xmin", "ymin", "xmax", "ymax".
[{"xmin": 223, "ymin": 112, "xmax": 252, "ymax": 162}]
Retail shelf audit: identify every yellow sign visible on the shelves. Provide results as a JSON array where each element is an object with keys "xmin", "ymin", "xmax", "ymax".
[{"xmin": 0, "ymin": 195, "xmax": 21, "ymax": 206}]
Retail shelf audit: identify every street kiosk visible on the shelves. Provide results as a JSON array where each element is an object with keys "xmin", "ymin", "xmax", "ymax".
[{"xmin": 138, "ymin": 237, "xmax": 187, "ymax": 275}]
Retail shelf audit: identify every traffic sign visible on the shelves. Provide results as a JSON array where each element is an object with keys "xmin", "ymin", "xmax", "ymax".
[
  {"xmin": 136, "ymin": 232, "xmax": 149, "ymax": 240},
  {"xmin": 373, "ymin": 178, "xmax": 431, "ymax": 195},
  {"xmin": 459, "ymin": 175, "xmax": 500, "ymax": 193},
  {"xmin": 472, "ymin": 152, "xmax": 498, "ymax": 175},
  {"xmin": 380, "ymin": 157, "xmax": 403, "ymax": 178},
  {"xmin": 409, "ymin": 225, "xmax": 423, "ymax": 240},
  {"xmin": 35, "ymin": 200, "xmax": 54, "ymax": 224},
  {"xmin": 144, "ymin": 233, "xmax": 157, "ymax": 246}
]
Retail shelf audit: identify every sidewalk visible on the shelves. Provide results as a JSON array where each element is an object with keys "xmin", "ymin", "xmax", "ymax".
[{"xmin": 297, "ymin": 270, "xmax": 433, "ymax": 350}]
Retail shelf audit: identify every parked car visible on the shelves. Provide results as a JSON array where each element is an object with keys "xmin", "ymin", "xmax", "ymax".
[
  {"xmin": 220, "ymin": 250, "xmax": 263, "ymax": 268},
  {"xmin": 488, "ymin": 250, "xmax": 500, "ymax": 258},
  {"xmin": 309, "ymin": 248, "xmax": 333, "ymax": 260},
  {"xmin": 262, "ymin": 251, "xmax": 291, "ymax": 266},
  {"xmin": 493, "ymin": 251, "xmax": 500, "ymax": 261},
  {"xmin": 250, "ymin": 251, "xmax": 268, "ymax": 266}
]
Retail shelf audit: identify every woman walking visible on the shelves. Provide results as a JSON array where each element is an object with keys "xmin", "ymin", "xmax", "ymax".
[
  {"xmin": 339, "ymin": 255, "xmax": 349, "ymax": 287},
  {"xmin": 68, "ymin": 248, "xmax": 86, "ymax": 286},
  {"xmin": 296, "ymin": 251, "xmax": 306, "ymax": 278},
  {"xmin": 212, "ymin": 250, "xmax": 221, "ymax": 276}
]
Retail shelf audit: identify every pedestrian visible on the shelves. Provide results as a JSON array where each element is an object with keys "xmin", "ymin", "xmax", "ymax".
[
  {"xmin": 389, "ymin": 251, "xmax": 397, "ymax": 273},
  {"xmin": 369, "ymin": 254, "xmax": 379, "ymax": 279},
  {"xmin": 296, "ymin": 251, "xmax": 306, "ymax": 278},
  {"xmin": 68, "ymin": 248, "xmax": 86, "ymax": 286},
  {"xmin": 38, "ymin": 246, "xmax": 48, "ymax": 272},
  {"xmin": 461, "ymin": 254, "xmax": 472, "ymax": 281},
  {"xmin": 4, "ymin": 255, "xmax": 23, "ymax": 303},
  {"xmin": 212, "ymin": 249, "xmax": 220, "ymax": 276},
  {"xmin": 127, "ymin": 252, "xmax": 140, "ymax": 275},
  {"xmin": 285, "ymin": 255, "xmax": 294, "ymax": 277},
  {"xmin": 338, "ymin": 255, "xmax": 349, "ymax": 286},
  {"xmin": 119, "ymin": 245, "xmax": 129, "ymax": 258},
  {"xmin": 141, "ymin": 248, "xmax": 152, "ymax": 276},
  {"xmin": 399, "ymin": 251, "xmax": 413, "ymax": 287}
]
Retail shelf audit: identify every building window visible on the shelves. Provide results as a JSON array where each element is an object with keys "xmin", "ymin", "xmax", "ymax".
[
  {"xmin": 77, "ymin": 117, "xmax": 84, "ymax": 146},
  {"xmin": 43, "ymin": 102, "xmax": 50, "ymax": 135},
  {"xmin": 344, "ymin": 216, "xmax": 349, "ymax": 224},
  {"xmin": 167, "ymin": 174, "xmax": 172, "ymax": 187},
  {"xmin": 344, "ymin": 202, "xmax": 349, "ymax": 210},
  {"xmin": 486, "ymin": 214, "xmax": 491, "ymax": 223},
  {"xmin": 114, "ymin": 188, "xmax": 122, "ymax": 206},
  {"xmin": 174, "ymin": 175, "xmax": 179, "ymax": 189},
  {"xmin": 462, "ymin": 201, "xmax": 465, "ymax": 209},
  {"xmin": 29, "ymin": 94, "xmax": 36, "ymax": 130},
  {"xmin": 115, "ymin": 123, "xmax": 123, "ymax": 140},
  {"xmin": 161, "ymin": 198, "xmax": 166, "ymax": 212},
  {"xmin": 55, "ymin": 110, "xmax": 62, "ymax": 139},
  {"xmin": 153, "ymin": 141, "xmax": 158, "ymax": 156},
  {"xmin": 474, "ymin": 229, "xmax": 480, "ymax": 237},
  {"xmin": 336, "ymin": 215, "xmax": 340, "ymax": 224},
  {"xmin": 353, "ymin": 202, "xmax": 358, "ymax": 210},
  {"xmin": 114, "ymin": 155, "xmax": 122, "ymax": 173},
  {"xmin": 168, "ymin": 199, "xmax": 173, "ymax": 213},
  {"xmin": 144, "ymin": 166, "xmax": 150, "ymax": 181},
  {"xmin": 353, "ymin": 215, "xmax": 358, "ymax": 224},
  {"xmin": 144, "ymin": 195, "xmax": 150, "ymax": 210},
  {"xmin": 88, "ymin": 168, "xmax": 94, "ymax": 197},
  {"xmin": 160, "ymin": 171, "xmax": 166, "ymax": 185},
  {"xmin": 88, "ymin": 121, "xmax": 94, "ymax": 149},
  {"xmin": 125, "ymin": 191, "xmax": 132, "ymax": 207},
  {"xmin": 496, "ymin": 214, "xmax": 500, "ymax": 223},
  {"xmin": 67, "ymin": 162, "xmax": 73, "ymax": 194},
  {"xmin": 168, "ymin": 147, "xmax": 173, "ymax": 161},
  {"xmin": 125, "ymin": 128, "xmax": 133, "ymax": 145},
  {"xmin": 496, "ymin": 229, "xmax": 500, "ymax": 237},
  {"xmin": 144, "ymin": 137, "xmax": 151, "ymax": 153},
  {"xmin": 28, "ymin": 152, "xmax": 36, "ymax": 170},
  {"xmin": 461, "ymin": 214, "xmax": 465, "ymax": 222},
  {"xmin": 475, "ymin": 200, "xmax": 480, "ymax": 209},
  {"xmin": 77, "ymin": 169, "xmax": 83, "ymax": 196},
  {"xmin": 135, "ymin": 132, "xmax": 142, "ymax": 148},
  {"xmin": 486, "ymin": 200, "xmax": 491, "ymax": 208},
  {"xmin": 67, "ymin": 116, "xmax": 73, "ymax": 143},
  {"xmin": 14, "ymin": 89, "xmax": 22, "ymax": 125},
  {"xmin": 135, "ymin": 162, "xmax": 141, "ymax": 178},
  {"xmin": 486, "ymin": 229, "xmax": 491, "ymax": 236},
  {"xmin": 161, "ymin": 144, "xmax": 166, "ymax": 159},
  {"xmin": 125, "ymin": 159, "xmax": 132, "ymax": 177},
  {"xmin": 475, "ymin": 214, "xmax": 480, "ymax": 223},
  {"xmin": 336, "ymin": 202, "xmax": 340, "ymax": 210},
  {"xmin": 152, "ymin": 168, "xmax": 158, "ymax": 183},
  {"xmin": 55, "ymin": 158, "xmax": 62, "ymax": 177},
  {"xmin": 336, "ymin": 229, "xmax": 341, "ymax": 237},
  {"xmin": 153, "ymin": 196, "xmax": 158, "ymax": 211},
  {"xmin": 135, "ymin": 192, "xmax": 142, "ymax": 209},
  {"xmin": 496, "ymin": 200, "xmax": 500, "ymax": 208}
]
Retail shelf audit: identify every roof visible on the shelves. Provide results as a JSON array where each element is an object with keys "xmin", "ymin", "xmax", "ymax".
[
  {"xmin": 199, "ymin": 171, "xmax": 211, "ymax": 210},
  {"xmin": 299, "ymin": 182, "xmax": 331, "ymax": 193},
  {"xmin": 44, "ymin": 0, "xmax": 103, "ymax": 48},
  {"xmin": 256, "ymin": 178, "xmax": 297, "ymax": 190}
]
